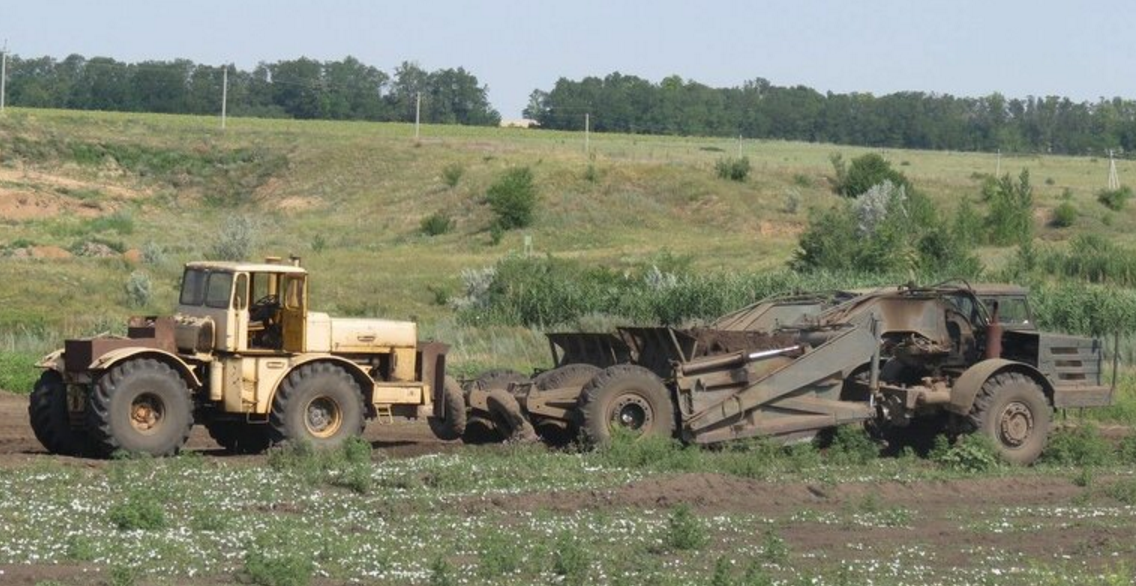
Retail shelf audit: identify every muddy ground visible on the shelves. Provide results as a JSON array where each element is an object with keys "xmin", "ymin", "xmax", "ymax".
[{"xmin": 0, "ymin": 389, "xmax": 1133, "ymax": 585}]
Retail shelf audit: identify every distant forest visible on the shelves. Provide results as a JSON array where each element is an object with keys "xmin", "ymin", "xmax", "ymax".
[
  {"xmin": 0, "ymin": 54, "xmax": 500, "ymax": 126},
  {"xmin": 5, "ymin": 53, "xmax": 1136, "ymax": 156},
  {"xmin": 526, "ymin": 74, "xmax": 1136, "ymax": 156}
]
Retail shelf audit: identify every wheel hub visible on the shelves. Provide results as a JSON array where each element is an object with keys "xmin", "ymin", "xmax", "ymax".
[
  {"xmin": 130, "ymin": 394, "xmax": 165, "ymax": 434},
  {"xmin": 305, "ymin": 396, "xmax": 343, "ymax": 438},
  {"xmin": 610, "ymin": 394, "xmax": 653, "ymax": 432},
  {"xmin": 998, "ymin": 401, "xmax": 1034, "ymax": 447}
]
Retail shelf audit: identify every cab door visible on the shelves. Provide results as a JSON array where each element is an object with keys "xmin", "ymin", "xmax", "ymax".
[{"xmin": 280, "ymin": 274, "xmax": 307, "ymax": 353}]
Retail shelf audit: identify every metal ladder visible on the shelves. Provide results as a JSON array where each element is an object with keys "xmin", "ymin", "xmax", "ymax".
[{"xmin": 374, "ymin": 404, "xmax": 394, "ymax": 424}]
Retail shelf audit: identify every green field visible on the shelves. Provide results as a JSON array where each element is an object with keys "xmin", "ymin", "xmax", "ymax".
[
  {"xmin": 1, "ymin": 433, "xmax": 1136, "ymax": 586},
  {"xmin": 0, "ymin": 108, "xmax": 1132, "ymax": 381}
]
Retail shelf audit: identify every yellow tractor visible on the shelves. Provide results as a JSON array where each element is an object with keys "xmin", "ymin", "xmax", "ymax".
[{"xmin": 29, "ymin": 256, "xmax": 464, "ymax": 457}]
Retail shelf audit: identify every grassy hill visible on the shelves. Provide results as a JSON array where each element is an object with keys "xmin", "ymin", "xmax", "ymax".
[{"xmin": 0, "ymin": 108, "xmax": 1132, "ymax": 384}]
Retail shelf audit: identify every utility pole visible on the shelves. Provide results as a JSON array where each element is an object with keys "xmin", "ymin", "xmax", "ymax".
[
  {"xmin": 995, "ymin": 149, "xmax": 1001, "ymax": 176},
  {"xmin": 1109, "ymin": 150, "xmax": 1121, "ymax": 190},
  {"xmin": 584, "ymin": 113, "xmax": 590, "ymax": 154},
  {"xmin": 737, "ymin": 134, "xmax": 742, "ymax": 157},
  {"xmin": 0, "ymin": 40, "xmax": 8, "ymax": 115},
  {"xmin": 220, "ymin": 66, "xmax": 228, "ymax": 130},
  {"xmin": 414, "ymin": 92, "xmax": 421, "ymax": 141}
]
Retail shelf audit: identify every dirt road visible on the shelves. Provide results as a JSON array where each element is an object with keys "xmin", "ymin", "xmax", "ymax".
[{"xmin": 0, "ymin": 391, "xmax": 458, "ymax": 466}]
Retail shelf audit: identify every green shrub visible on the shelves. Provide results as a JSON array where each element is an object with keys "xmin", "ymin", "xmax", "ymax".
[
  {"xmin": 933, "ymin": 434, "xmax": 1001, "ymax": 472},
  {"xmin": 823, "ymin": 424, "xmax": 879, "ymax": 465},
  {"xmin": 1106, "ymin": 478, "xmax": 1136, "ymax": 505},
  {"xmin": 1073, "ymin": 466, "xmax": 1094, "ymax": 488},
  {"xmin": 108, "ymin": 565, "xmax": 137, "ymax": 586},
  {"xmin": 478, "ymin": 530, "xmax": 522, "ymax": 577},
  {"xmin": 984, "ymin": 170, "xmax": 1034, "ymax": 246},
  {"xmin": 141, "ymin": 241, "xmax": 166, "ymax": 265},
  {"xmin": 108, "ymin": 491, "xmax": 167, "ymax": 530},
  {"xmin": 428, "ymin": 555, "xmax": 457, "ymax": 586},
  {"xmin": 125, "ymin": 271, "xmax": 152, "ymax": 308},
  {"xmin": 1035, "ymin": 235, "xmax": 1136, "ymax": 287},
  {"xmin": 243, "ymin": 546, "xmax": 314, "ymax": 586},
  {"xmin": 309, "ymin": 233, "xmax": 327, "ymax": 253},
  {"xmin": 1041, "ymin": 424, "xmax": 1114, "ymax": 467},
  {"xmin": 599, "ymin": 430, "xmax": 700, "ymax": 472},
  {"xmin": 1119, "ymin": 434, "xmax": 1136, "ymax": 463},
  {"xmin": 665, "ymin": 504, "xmax": 708, "ymax": 551},
  {"xmin": 420, "ymin": 212, "xmax": 454, "ymax": 236},
  {"xmin": 1097, "ymin": 186, "xmax": 1132, "ymax": 211},
  {"xmin": 552, "ymin": 531, "xmax": 591, "ymax": 585},
  {"xmin": 830, "ymin": 152, "xmax": 909, "ymax": 197},
  {"xmin": 715, "ymin": 156, "xmax": 751, "ymax": 182},
  {"xmin": 210, "ymin": 215, "xmax": 256, "ymax": 261},
  {"xmin": 1051, "ymin": 202, "xmax": 1078, "ymax": 228},
  {"xmin": 441, "ymin": 163, "xmax": 464, "ymax": 188},
  {"xmin": 760, "ymin": 527, "xmax": 789, "ymax": 564},
  {"xmin": 793, "ymin": 182, "xmax": 979, "ymax": 276},
  {"xmin": 488, "ymin": 223, "xmax": 504, "ymax": 245},
  {"xmin": 486, "ymin": 166, "xmax": 537, "ymax": 229},
  {"xmin": 583, "ymin": 163, "xmax": 599, "ymax": 183}
]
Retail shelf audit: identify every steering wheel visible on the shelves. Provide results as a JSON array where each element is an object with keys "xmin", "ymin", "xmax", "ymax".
[{"xmin": 250, "ymin": 294, "xmax": 279, "ymax": 322}]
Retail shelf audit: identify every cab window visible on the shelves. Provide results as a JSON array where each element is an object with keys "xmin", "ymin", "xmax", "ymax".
[
  {"xmin": 985, "ymin": 296, "xmax": 1032, "ymax": 326},
  {"xmin": 179, "ymin": 269, "xmax": 207, "ymax": 306},
  {"xmin": 282, "ymin": 275, "xmax": 304, "ymax": 309},
  {"xmin": 204, "ymin": 272, "xmax": 235, "ymax": 309}
]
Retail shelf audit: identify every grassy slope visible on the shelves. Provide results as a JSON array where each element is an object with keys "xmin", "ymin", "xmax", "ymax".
[{"xmin": 0, "ymin": 108, "xmax": 1132, "ymax": 377}]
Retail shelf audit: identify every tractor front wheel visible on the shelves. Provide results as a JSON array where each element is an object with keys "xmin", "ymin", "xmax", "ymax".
[
  {"xmin": 967, "ymin": 372, "xmax": 1052, "ymax": 465},
  {"xmin": 269, "ymin": 363, "xmax": 365, "ymax": 448}
]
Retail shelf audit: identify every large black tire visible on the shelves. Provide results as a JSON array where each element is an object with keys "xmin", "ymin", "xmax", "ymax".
[
  {"xmin": 462, "ymin": 415, "xmax": 501, "ymax": 444},
  {"xmin": 460, "ymin": 369, "xmax": 532, "ymax": 443},
  {"xmin": 578, "ymin": 365, "xmax": 676, "ymax": 446},
  {"xmin": 533, "ymin": 364, "xmax": 601, "ymax": 392},
  {"xmin": 28, "ymin": 371, "xmax": 89, "ymax": 456},
  {"xmin": 532, "ymin": 364, "xmax": 600, "ymax": 445},
  {"xmin": 269, "ymin": 363, "xmax": 365, "ymax": 448},
  {"xmin": 485, "ymin": 389, "xmax": 537, "ymax": 442},
  {"xmin": 205, "ymin": 421, "xmax": 272, "ymax": 454},
  {"xmin": 967, "ymin": 372, "xmax": 1051, "ymax": 466},
  {"xmin": 428, "ymin": 376, "xmax": 467, "ymax": 441},
  {"xmin": 87, "ymin": 359, "xmax": 194, "ymax": 457},
  {"xmin": 471, "ymin": 369, "xmax": 529, "ymax": 395}
]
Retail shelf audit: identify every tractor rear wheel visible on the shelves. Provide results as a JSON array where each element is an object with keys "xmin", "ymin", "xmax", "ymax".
[
  {"xmin": 967, "ymin": 372, "xmax": 1051, "ymax": 465},
  {"xmin": 578, "ymin": 365, "xmax": 675, "ymax": 445},
  {"xmin": 427, "ymin": 376, "xmax": 467, "ymax": 441},
  {"xmin": 87, "ymin": 359, "xmax": 194, "ymax": 457},
  {"xmin": 206, "ymin": 421, "xmax": 272, "ymax": 454},
  {"xmin": 269, "ymin": 363, "xmax": 365, "ymax": 448},
  {"xmin": 28, "ymin": 371, "xmax": 88, "ymax": 456}
]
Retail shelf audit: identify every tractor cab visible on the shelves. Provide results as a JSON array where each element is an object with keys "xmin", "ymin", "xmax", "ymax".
[{"xmin": 177, "ymin": 258, "xmax": 309, "ymax": 354}]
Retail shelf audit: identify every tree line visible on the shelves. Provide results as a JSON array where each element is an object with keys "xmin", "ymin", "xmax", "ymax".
[
  {"xmin": 7, "ymin": 53, "xmax": 1136, "ymax": 156},
  {"xmin": 524, "ymin": 73, "xmax": 1136, "ymax": 156},
  {"xmin": 2, "ymin": 54, "xmax": 500, "ymax": 125}
]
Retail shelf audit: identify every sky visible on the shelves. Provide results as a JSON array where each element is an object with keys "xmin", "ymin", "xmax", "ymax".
[{"xmin": 3, "ymin": 0, "xmax": 1135, "ymax": 118}]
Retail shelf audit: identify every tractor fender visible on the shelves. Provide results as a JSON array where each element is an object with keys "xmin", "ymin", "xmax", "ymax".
[
  {"xmin": 91, "ymin": 347, "xmax": 202, "ymax": 389},
  {"xmin": 265, "ymin": 355, "xmax": 376, "ymax": 412},
  {"xmin": 947, "ymin": 358, "xmax": 1054, "ymax": 415}
]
